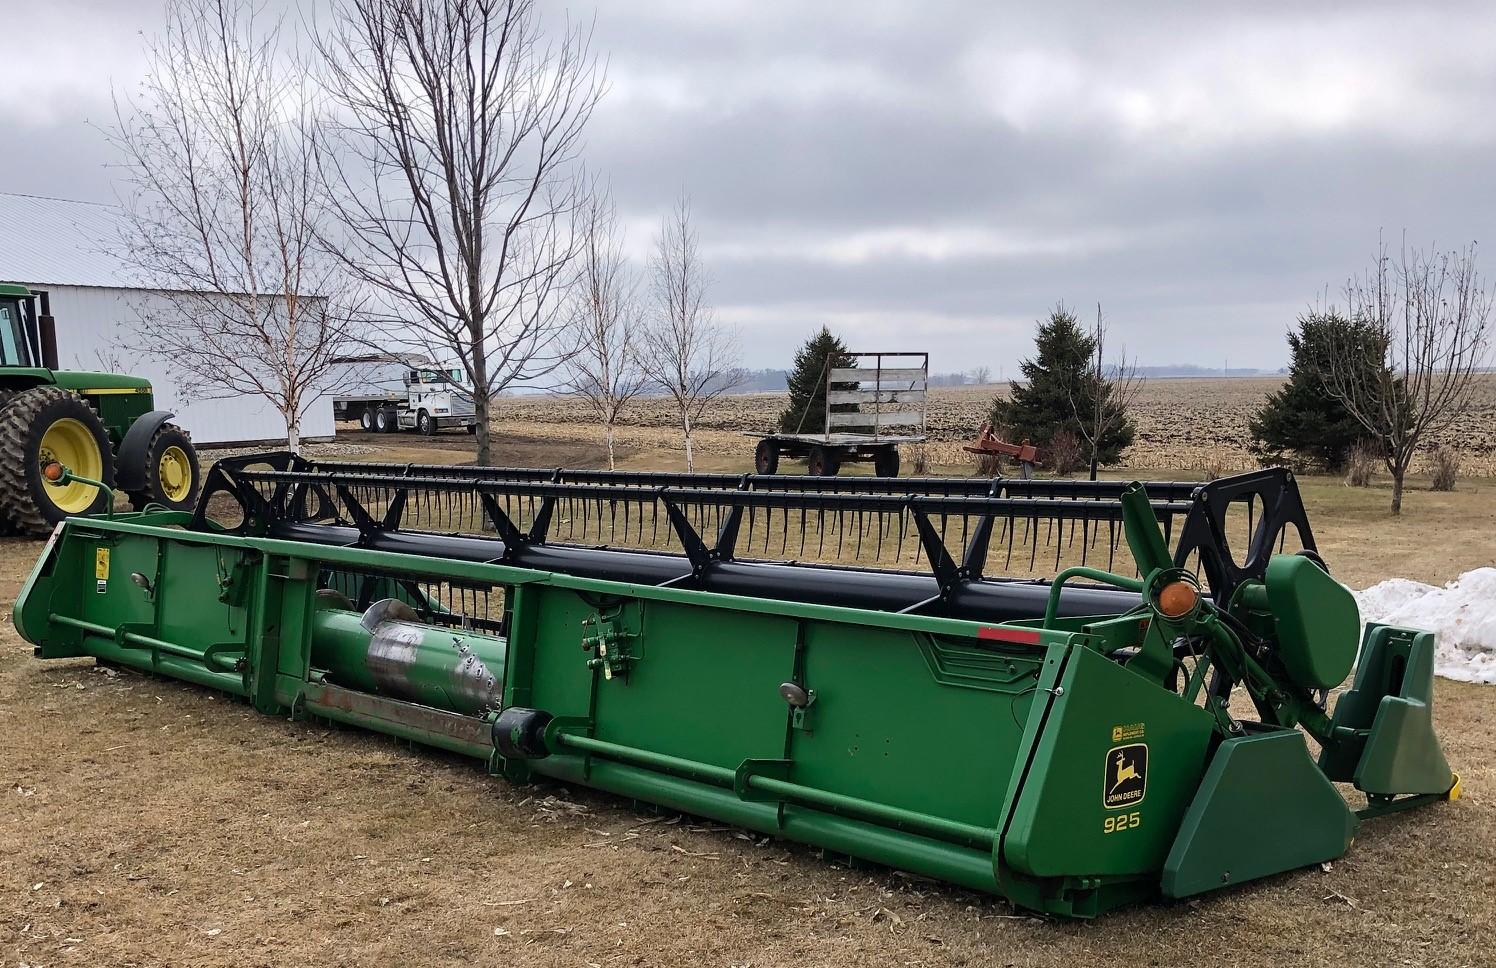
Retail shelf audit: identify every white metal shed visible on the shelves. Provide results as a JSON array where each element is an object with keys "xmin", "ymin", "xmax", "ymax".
[{"xmin": 0, "ymin": 192, "xmax": 334, "ymax": 445}]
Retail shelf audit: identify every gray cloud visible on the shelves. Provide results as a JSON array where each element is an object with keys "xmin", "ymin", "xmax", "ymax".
[{"xmin": 4, "ymin": 0, "xmax": 1493, "ymax": 374}]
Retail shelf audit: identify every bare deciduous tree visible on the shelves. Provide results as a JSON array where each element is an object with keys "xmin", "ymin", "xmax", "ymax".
[
  {"xmin": 1069, "ymin": 304, "xmax": 1143, "ymax": 481},
  {"xmin": 559, "ymin": 190, "xmax": 646, "ymax": 469},
  {"xmin": 1319, "ymin": 236, "xmax": 1493, "ymax": 514},
  {"xmin": 643, "ymin": 195, "xmax": 738, "ymax": 471},
  {"xmin": 111, "ymin": 0, "xmax": 362, "ymax": 452},
  {"xmin": 968, "ymin": 366, "xmax": 992, "ymax": 385},
  {"xmin": 319, "ymin": 0, "xmax": 604, "ymax": 464}
]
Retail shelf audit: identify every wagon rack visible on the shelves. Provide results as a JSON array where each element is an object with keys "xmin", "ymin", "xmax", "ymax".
[
  {"xmin": 14, "ymin": 453, "xmax": 1459, "ymax": 919},
  {"xmin": 756, "ymin": 351, "xmax": 928, "ymax": 477}
]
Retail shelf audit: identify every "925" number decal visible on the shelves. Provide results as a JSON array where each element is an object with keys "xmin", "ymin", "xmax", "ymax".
[{"xmin": 1103, "ymin": 811, "xmax": 1141, "ymax": 834}]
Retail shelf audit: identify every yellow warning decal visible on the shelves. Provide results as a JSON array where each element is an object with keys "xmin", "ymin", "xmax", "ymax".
[{"xmin": 95, "ymin": 547, "xmax": 110, "ymax": 580}]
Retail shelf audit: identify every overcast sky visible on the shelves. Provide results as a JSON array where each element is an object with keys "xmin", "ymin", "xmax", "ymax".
[{"xmin": 3, "ymin": 0, "xmax": 1494, "ymax": 374}]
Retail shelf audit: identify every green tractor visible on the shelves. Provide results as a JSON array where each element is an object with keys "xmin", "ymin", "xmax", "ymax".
[{"xmin": 0, "ymin": 283, "xmax": 200, "ymax": 534}]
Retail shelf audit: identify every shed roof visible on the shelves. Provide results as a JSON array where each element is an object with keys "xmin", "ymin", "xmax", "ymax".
[{"xmin": 0, "ymin": 192, "xmax": 138, "ymax": 290}]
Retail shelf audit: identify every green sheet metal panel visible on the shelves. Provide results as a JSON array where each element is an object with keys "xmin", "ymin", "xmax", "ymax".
[
  {"xmin": 1002, "ymin": 645, "xmax": 1214, "ymax": 878},
  {"xmin": 586, "ymin": 596, "xmax": 797, "ymax": 773},
  {"xmin": 1264, "ymin": 554, "xmax": 1359, "ymax": 690},
  {"xmin": 793, "ymin": 625, "xmax": 1038, "ymax": 834},
  {"xmin": 155, "ymin": 541, "xmax": 250, "ymax": 654},
  {"xmin": 1319, "ymin": 625, "xmax": 1455, "ymax": 796},
  {"xmin": 513, "ymin": 584, "xmax": 599, "ymax": 728},
  {"xmin": 1162, "ymin": 728, "xmax": 1357, "ymax": 897}
]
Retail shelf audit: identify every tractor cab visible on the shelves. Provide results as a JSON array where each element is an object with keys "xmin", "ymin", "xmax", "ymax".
[{"xmin": 0, "ymin": 284, "xmax": 55, "ymax": 372}]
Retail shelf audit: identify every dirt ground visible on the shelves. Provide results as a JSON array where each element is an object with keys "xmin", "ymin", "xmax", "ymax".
[{"xmin": 1, "ymin": 428, "xmax": 1493, "ymax": 967}]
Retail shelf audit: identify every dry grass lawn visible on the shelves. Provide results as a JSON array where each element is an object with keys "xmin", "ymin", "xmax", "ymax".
[{"xmin": 1, "ymin": 413, "xmax": 1493, "ymax": 967}]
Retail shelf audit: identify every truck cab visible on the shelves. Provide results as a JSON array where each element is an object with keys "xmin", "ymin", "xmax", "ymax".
[{"xmin": 400, "ymin": 367, "xmax": 477, "ymax": 434}]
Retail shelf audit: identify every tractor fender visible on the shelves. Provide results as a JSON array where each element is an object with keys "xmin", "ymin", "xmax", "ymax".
[{"xmin": 114, "ymin": 410, "xmax": 176, "ymax": 492}]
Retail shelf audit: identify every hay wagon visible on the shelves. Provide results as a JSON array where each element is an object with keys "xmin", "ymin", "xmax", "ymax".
[{"xmin": 755, "ymin": 351, "xmax": 927, "ymax": 476}]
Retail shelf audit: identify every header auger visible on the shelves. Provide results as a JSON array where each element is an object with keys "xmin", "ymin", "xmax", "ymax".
[{"xmin": 15, "ymin": 454, "xmax": 1456, "ymax": 918}]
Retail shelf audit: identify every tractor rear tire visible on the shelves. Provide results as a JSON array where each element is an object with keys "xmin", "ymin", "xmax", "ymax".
[
  {"xmin": 0, "ymin": 386, "xmax": 115, "ymax": 534},
  {"xmin": 873, "ymin": 446, "xmax": 900, "ymax": 478},
  {"xmin": 754, "ymin": 438, "xmax": 780, "ymax": 475},
  {"xmin": 0, "ymin": 391, "xmax": 15, "ymax": 535},
  {"xmin": 807, "ymin": 445, "xmax": 840, "ymax": 477},
  {"xmin": 126, "ymin": 424, "xmax": 200, "ymax": 512}
]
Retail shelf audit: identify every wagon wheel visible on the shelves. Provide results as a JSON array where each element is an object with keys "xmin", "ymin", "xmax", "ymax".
[
  {"xmin": 807, "ymin": 446, "xmax": 840, "ymax": 477},
  {"xmin": 754, "ymin": 438, "xmax": 780, "ymax": 475}
]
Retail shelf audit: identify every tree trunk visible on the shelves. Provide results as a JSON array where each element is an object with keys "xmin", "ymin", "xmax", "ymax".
[
  {"xmin": 474, "ymin": 396, "xmax": 493, "ymax": 466},
  {"xmin": 682, "ymin": 411, "xmax": 695, "ymax": 472},
  {"xmin": 286, "ymin": 415, "xmax": 301, "ymax": 456},
  {"xmin": 1390, "ymin": 468, "xmax": 1405, "ymax": 515},
  {"xmin": 471, "ymin": 325, "xmax": 491, "ymax": 465},
  {"xmin": 605, "ymin": 423, "xmax": 616, "ymax": 470}
]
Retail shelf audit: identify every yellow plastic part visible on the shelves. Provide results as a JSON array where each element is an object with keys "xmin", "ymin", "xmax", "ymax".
[
  {"xmin": 158, "ymin": 445, "xmax": 193, "ymax": 501},
  {"xmin": 1447, "ymin": 772, "xmax": 1462, "ymax": 801},
  {"xmin": 38, "ymin": 417, "xmax": 103, "ymax": 513}
]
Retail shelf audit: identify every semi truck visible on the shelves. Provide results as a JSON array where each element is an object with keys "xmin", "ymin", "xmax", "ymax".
[{"xmin": 331, "ymin": 355, "xmax": 478, "ymax": 435}]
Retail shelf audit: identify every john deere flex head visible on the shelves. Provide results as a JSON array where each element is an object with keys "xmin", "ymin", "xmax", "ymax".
[{"xmin": 13, "ymin": 456, "xmax": 1457, "ymax": 917}]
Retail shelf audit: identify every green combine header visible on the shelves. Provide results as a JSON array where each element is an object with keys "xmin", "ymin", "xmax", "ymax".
[{"xmin": 13, "ymin": 456, "xmax": 1457, "ymax": 917}]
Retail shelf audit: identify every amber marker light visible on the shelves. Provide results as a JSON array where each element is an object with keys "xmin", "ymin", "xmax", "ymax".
[
  {"xmin": 1156, "ymin": 579, "xmax": 1199, "ymax": 620},
  {"xmin": 42, "ymin": 462, "xmax": 65, "ymax": 483}
]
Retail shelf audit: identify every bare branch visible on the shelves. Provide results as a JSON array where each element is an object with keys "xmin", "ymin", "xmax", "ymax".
[
  {"xmin": 556, "ymin": 188, "xmax": 646, "ymax": 469},
  {"xmin": 1317, "ymin": 233, "xmax": 1494, "ymax": 514},
  {"xmin": 641, "ymin": 193, "xmax": 739, "ymax": 471},
  {"xmin": 1066, "ymin": 303, "xmax": 1143, "ymax": 479},
  {"xmin": 108, "ymin": 0, "xmax": 364, "ymax": 452},
  {"xmin": 318, "ymin": 0, "xmax": 605, "ymax": 463}
]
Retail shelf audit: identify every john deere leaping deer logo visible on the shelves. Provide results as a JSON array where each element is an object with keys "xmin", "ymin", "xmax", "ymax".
[{"xmin": 1103, "ymin": 743, "xmax": 1148, "ymax": 808}]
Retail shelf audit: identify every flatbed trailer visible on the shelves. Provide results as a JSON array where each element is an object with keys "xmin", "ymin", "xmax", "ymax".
[{"xmin": 756, "ymin": 351, "xmax": 927, "ymax": 477}]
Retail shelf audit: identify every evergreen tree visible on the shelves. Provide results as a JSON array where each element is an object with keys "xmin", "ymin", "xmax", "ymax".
[
  {"xmin": 779, "ymin": 327, "xmax": 856, "ymax": 433},
  {"xmin": 989, "ymin": 304, "xmax": 1134, "ymax": 466},
  {"xmin": 1249, "ymin": 312, "xmax": 1379, "ymax": 470}
]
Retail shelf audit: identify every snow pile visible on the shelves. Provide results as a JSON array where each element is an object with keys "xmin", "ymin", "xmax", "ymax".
[{"xmin": 1353, "ymin": 568, "xmax": 1496, "ymax": 684}]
